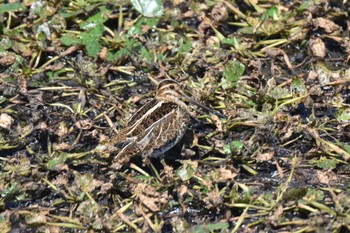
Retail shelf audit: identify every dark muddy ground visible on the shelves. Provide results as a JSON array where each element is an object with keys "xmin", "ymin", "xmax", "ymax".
[{"xmin": 1, "ymin": 0, "xmax": 350, "ymax": 232}]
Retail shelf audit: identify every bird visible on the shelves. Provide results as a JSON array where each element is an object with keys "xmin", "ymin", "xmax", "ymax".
[{"xmin": 106, "ymin": 79, "xmax": 225, "ymax": 167}]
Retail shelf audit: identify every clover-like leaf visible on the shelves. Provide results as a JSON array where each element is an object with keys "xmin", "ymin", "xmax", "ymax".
[
  {"xmin": 221, "ymin": 60, "xmax": 245, "ymax": 89},
  {"xmin": 130, "ymin": 0, "xmax": 164, "ymax": 17}
]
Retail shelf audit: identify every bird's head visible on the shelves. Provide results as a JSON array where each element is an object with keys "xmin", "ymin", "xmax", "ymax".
[
  {"xmin": 155, "ymin": 79, "xmax": 225, "ymax": 118},
  {"xmin": 156, "ymin": 79, "xmax": 184, "ymax": 99}
]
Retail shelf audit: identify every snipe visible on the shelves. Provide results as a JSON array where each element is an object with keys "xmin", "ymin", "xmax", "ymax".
[{"xmin": 108, "ymin": 79, "xmax": 224, "ymax": 166}]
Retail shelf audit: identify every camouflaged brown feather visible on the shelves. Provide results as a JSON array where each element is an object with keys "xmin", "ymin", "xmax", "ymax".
[{"xmin": 109, "ymin": 79, "xmax": 224, "ymax": 166}]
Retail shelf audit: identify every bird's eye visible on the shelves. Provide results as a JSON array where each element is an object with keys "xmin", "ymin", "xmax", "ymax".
[{"xmin": 169, "ymin": 85, "xmax": 175, "ymax": 89}]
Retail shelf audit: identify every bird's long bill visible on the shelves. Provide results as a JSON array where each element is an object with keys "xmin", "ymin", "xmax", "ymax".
[{"xmin": 182, "ymin": 94, "xmax": 225, "ymax": 118}]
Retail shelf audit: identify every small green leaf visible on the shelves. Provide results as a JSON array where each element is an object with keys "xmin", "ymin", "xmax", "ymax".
[
  {"xmin": 299, "ymin": 0, "xmax": 316, "ymax": 10},
  {"xmin": 309, "ymin": 157, "xmax": 337, "ymax": 170},
  {"xmin": 0, "ymin": 96, "xmax": 5, "ymax": 105},
  {"xmin": 336, "ymin": 107, "xmax": 350, "ymax": 122},
  {"xmin": 177, "ymin": 161, "xmax": 197, "ymax": 181},
  {"xmin": 60, "ymin": 34, "xmax": 82, "ymax": 46},
  {"xmin": 1, "ymin": 180, "xmax": 20, "ymax": 199},
  {"xmin": 77, "ymin": 6, "xmax": 111, "ymax": 57},
  {"xmin": 141, "ymin": 46, "xmax": 153, "ymax": 63},
  {"xmin": 267, "ymin": 86, "xmax": 290, "ymax": 100},
  {"xmin": 193, "ymin": 222, "xmax": 229, "ymax": 233},
  {"xmin": 25, "ymin": 213, "xmax": 47, "ymax": 225},
  {"xmin": 237, "ymin": 26, "xmax": 255, "ymax": 34},
  {"xmin": 315, "ymin": 62, "xmax": 336, "ymax": 86},
  {"xmin": 128, "ymin": 17, "xmax": 160, "ymax": 35},
  {"xmin": 336, "ymin": 142, "xmax": 350, "ymax": 154},
  {"xmin": 130, "ymin": 0, "xmax": 164, "ymax": 17},
  {"xmin": 77, "ymin": 200, "xmax": 99, "ymax": 218},
  {"xmin": 0, "ymin": 37, "xmax": 13, "ymax": 50},
  {"xmin": 304, "ymin": 189, "xmax": 325, "ymax": 202},
  {"xmin": 283, "ymin": 187, "xmax": 308, "ymax": 201},
  {"xmin": 0, "ymin": 211, "xmax": 11, "ymax": 232},
  {"xmin": 291, "ymin": 77, "xmax": 307, "ymax": 95},
  {"xmin": 81, "ymin": 29, "xmax": 103, "ymax": 57},
  {"xmin": 144, "ymin": 17, "xmax": 160, "ymax": 27},
  {"xmin": 85, "ymin": 6, "xmax": 110, "ymax": 23},
  {"xmin": 109, "ymin": 48, "xmax": 132, "ymax": 61},
  {"xmin": 265, "ymin": 6, "xmax": 279, "ymax": 20},
  {"xmin": 46, "ymin": 153, "xmax": 68, "ymax": 171},
  {"xmin": 222, "ymin": 38, "xmax": 236, "ymax": 46},
  {"xmin": 221, "ymin": 60, "xmax": 245, "ymax": 89},
  {"xmin": 178, "ymin": 37, "xmax": 192, "ymax": 54},
  {"xmin": 223, "ymin": 141, "xmax": 244, "ymax": 154},
  {"xmin": 76, "ymin": 173, "xmax": 94, "ymax": 192},
  {"xmin": 0, "ymin": 3, "xmax": 26, "ymax": 14}
]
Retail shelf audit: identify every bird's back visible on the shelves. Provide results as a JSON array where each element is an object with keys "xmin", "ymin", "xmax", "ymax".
[{"xmin": 111, "ymin": 99, "xmax": 191, "ymax": 163}]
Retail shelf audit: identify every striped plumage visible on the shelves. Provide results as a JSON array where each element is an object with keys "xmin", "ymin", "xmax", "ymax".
[{"xmin": 109, "ymin": 79, "xmax": 223, "ymax": 165}]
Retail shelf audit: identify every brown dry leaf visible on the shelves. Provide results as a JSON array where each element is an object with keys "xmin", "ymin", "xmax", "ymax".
[
  {"xmin": 198, "ymin": 14, "xmax": 212, "ymax": 34},
  {"xmin": 60, "ymin": 45, "xmax": 81, "ymax": 57},
  {"xmin": 57, "ymin": 122, "xmax": 68, "ymax": 137},
  {"xmin": 191, "ymin": 133, "xmax": 199, "ymax": 147},
  {"xmin": 214, "ymin": 167, "xmax": 237, "ymax": 183},
  {"xmin": 171, "ymin": 217, "xmax": 188, "ymax": 233},
  {"xmin": 211, "ymin": 114, "xmax": 223, "ymax": 132},
  {"xmin": 98, "ymin": 47, "xmax": 108, "ymax": 61},
  {"xmin": 183, "ymin": 10, "xmax": 195, "ymax": 18},
  {"xmin": 316, "ymin": 170, "xmax": 330, "ymax": 184},
  {"xmin": 54, "ymin": 164, "xmax": 69, "ymax": 172},
  {"xmin": 134, "ymin": 183, "xmax": 169, "ymax": 212},
  {"xmin": 53, "ymin": 142, "xmax": 70, "ymax": 151},
  {"xmin": 307, "ymin": 70, "xmax": 318, "ymax": 82},
  {"xmin": 212, "ymin": 138, "xmax": 225, "ymax": 148},
  {"xmin": 263, "ymin": 47, "xmax": 294, "ymax": 71},
  {"xmin": 211, "ymin": 3, "xmax": 228, "ymax": 22},
  {"xmin": 92, "ymin": 179, "xmax": 104, "ymax": 191},
  {"xmin": 310, "ymin": 38, "xmax": 326, "ymax": 58},
  {"xmin": 78, "ymin": 89, "xmax": 86, "ymax": 108},
  {"xmin": 206, "ymin": 36, "xmax": 220, "ymax": 47},
  {"xmin": 74, "ymin": 172, "xmax": 103, "ymax": 193},
  {"xmin": 178, "ymin": 184, "xmax": 188, "ymax": 198},
  {"xmin": 141, "ymin": 25, "xmax": 151, "ymax": 34},
  {"xmin": 18, "ymin": 76, "xmax": 28, "ymax": 93},
  {"xmin": 308, "ymin": 83, "xmax": 323, "ymax": 96},
  {"xmin": 181, "ymin": 148, "xmax": 196, "ymax": 157},
  {"xmin": 130, "ymin": 95, "xmax": 141, "ymax": 103},
  {"xmin": 44, "ymin": 61, "xmax": 65, "ymax": 71},
  {"xmin": 0, "ymin": 113, "xmax": 14, "ymax": 129},
  {"xmin": 0, "ymin": 51, "xmax": 16, "ymax": 66},
  {"xmin": 52, "ymin": 174, "xmax": 69, "ymax": 187},
  {"xmin": 268, "ymin": 203, "xmax": 284, "ymax": 226},
  {"xmin": 280, "ymin": 126, "xmax": 294, "ymax": 141},
  {"xmin": 91, "ymin": 129, "xmax": 99, "ymax": 137},
  {"xmin": 48, "ymin": 226, "xmax": 61, "ymax": 233},
  {"xmin": 274, "ymin": 160, "xmax": 284, "ymax": 179},
  {"xmin": 39, "ymin": 122, "xmax": 48, "ymax": 130},
  {"xmin": 161, "ymin": 164, "xmax": 174, "ymax": 181},
  {"xmin": 75, "ymin": 119, "xmax": 92, "ymax": 130},
  {"xmin": 172, "ymin": 0, "xmax": 185, "ymax": 6},
  {"xmin": 25, "ymin": 212, "xmax": 48, "ymax": 225},
  {"xmin": 202, "ymin": 190, "xmax": 223, "ymax": 208},
  {"xmin": 99, "ymin": 133, "xmax": 109, "ymax": 143},
  {"xmin": 100, "ymin": 182, "xmax": 113, "ymax": 194},
  {"xmin": 313, "ymin": 18, "xmax": 341, "ymax": 33},
  {"xmin": 316, "ymin": 170, "xmax": 337, "ymax": 184},
  {"xmin": 201, "ymin": 178, "xmax": 213, "ymax": 188},
  {"xmin": 0, "ymin": 180, "xmax": 4, "ymax": 191},
  {"xmin": 12, "ymin": 42, "xmax": 32, "ymax": 57},
  {"xmin": 256, "ymin": 151, "xmax": 274, "ymax": 162}
]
